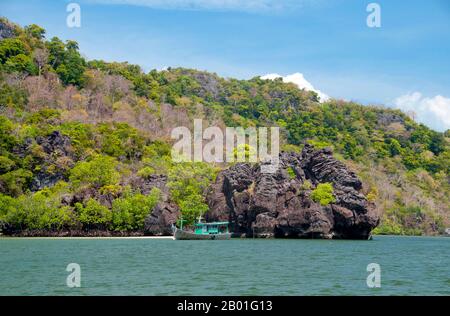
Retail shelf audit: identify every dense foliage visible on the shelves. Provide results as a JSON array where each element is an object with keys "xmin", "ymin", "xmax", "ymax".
[{"xmin": 0, "ymin": 18, "xmax": 448, "ymax": 235}]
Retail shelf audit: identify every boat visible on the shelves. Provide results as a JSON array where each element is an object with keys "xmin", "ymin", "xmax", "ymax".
[{"xmin": 172, "ymin": 217, "xmax": 231, "ymax": 240}]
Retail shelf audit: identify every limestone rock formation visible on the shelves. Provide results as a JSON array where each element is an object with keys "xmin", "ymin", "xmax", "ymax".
[
  {"xmin": 0, "ymin": 19, "xmax": 15, "ymax": 40},
  {"xmin": 144, "ymin": 202, "xmax": 180, "ymax": 236},
  {"xmin": 205, "ymin": 144, "xmax": 379, "ymax": 239}
]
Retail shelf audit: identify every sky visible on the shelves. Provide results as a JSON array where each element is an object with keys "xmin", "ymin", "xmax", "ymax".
[{"xmin": 1, "ymin": 0, "xmax": 449, "ymax": 131}]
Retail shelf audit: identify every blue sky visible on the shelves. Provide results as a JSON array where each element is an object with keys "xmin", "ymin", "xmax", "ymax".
[{"xmin": 1, "ymin": 0, "xmax": 449, "ymax": 131}]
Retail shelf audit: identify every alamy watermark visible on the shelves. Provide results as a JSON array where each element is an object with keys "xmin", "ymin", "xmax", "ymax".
[
  {"xmin": 366, "ymin": 263, "xmax": 381, "ymax": 288},
  {"xmin": 66, "ymin": 263, "xmax": 81, "ymax": 288},
  {"xmin": 67, "ymin": 3, "xmax": 81, "ymax": 28},
  {"xmin": 366, "ymin": 3, "xmax": 381, "ymax": 28},
  {"xmin": 171, "ymin": 119, "xmax": 280, "ymax": 173}
]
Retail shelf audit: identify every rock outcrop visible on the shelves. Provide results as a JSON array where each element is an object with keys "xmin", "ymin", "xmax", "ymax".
[
  {"xmin": 11, "ymin": 131, "xmax": 75, "ymax": 192},
  {"xmin": 144, "ymin": 202, "xmax": 180, "ymax": 236},
  {"xmin": 0, "ymin": 19, "xmax": 15, "ymax": 40},
  {"xmin": 206, "ymin": 144, "xmax": 379, "ymax": 239},
  {"xmin": 31, "ymin": 131, "xmax": 75, "ymax": 191},
  {"xmin": 123, "ymin": 174, "xmax": 169, "ymax": 200}
]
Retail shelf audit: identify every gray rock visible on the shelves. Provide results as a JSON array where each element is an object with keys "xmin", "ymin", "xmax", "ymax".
[
  {"xmin": 144, "ymin": 202, "xmax": 180, "ymax": 236},
  {"xmin": 0, "ymin": 20, "xmax": 15, "ymax": 40},
  {"xmin": 206, "ymin": 144, "xmax": 379, "ymax": 239},
  {"xmin": 30, "ymin": 131, "xmax": 74, "ymax": 191}
]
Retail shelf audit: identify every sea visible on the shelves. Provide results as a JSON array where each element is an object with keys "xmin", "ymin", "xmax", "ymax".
[{"xmin": 0, "ymin": 235, "xmax": 448, "ymax": 295}]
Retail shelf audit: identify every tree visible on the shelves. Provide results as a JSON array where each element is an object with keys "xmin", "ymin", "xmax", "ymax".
[
  {"xmin": 98, "ymin": 123, "xmax": 146, "ymax": 161},
  {"xmin": 10, "ymin": 190, "xmax": 73, "ymax": 230},
  {"xmin": 46, "ymin": 37, "xmax": 65, "ymax": 68},
  {"xmin": 111, "ymin": 188, "xmax": 160, "ymax": 230},
  {"xmin": 168, "ymin": 162, "xmax": 217, "ymax": 224},
  {"xmin": 69, "ymin": 155, "xmax": 120, "ymax": 190},
  {"xmin": 46, "ymin": 37, "xmax": 86, "ymax": 86},
  {"xmin": 75, "ymin": 199, "xmax": 112, "ymax": 228},
  {"xmin": 0, "ymin": 169, "xmax": 33, "ymax": 197},
  {"xmin": 58, "ymin": 40, "xmax": 86, "ymax": 86},
  {"xmin": 4, "ymin": 54, "xmax": 37, "ymax": 74},
  {"xmin": 389, "ymin": 138, "xmax": 403, "ymax": 156},
  {"xmin": 177, "ymin": 193, "xmax": 209, "ymax": 224},
  {"xmin": 0, "ymin": 38, "xmax": 27, "ymax": 63},
  {"xmin": 25, "ymin": 24, "xmax": 46, "ymax": 39},
  {"xmin": 32, "ymin": 48, "xmax": 48, "ymax": 77},
  {"xmin": 0, "ymin": 116, "xmax": 17, "ymax": 152}
]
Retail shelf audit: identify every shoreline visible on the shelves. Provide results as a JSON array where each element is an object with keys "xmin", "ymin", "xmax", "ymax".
[
  {"xmin": 0, "ymin": 235, "xmax": 175, "ymax": 239},
  {"xmin": 0, "ymin": 234, "xmax": 448, "ymax": 240}
]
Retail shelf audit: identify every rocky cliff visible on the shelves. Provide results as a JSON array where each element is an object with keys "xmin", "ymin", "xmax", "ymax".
[{"xmin": 205, "ymin": 144, "xmax": 379, "ymax": 239}]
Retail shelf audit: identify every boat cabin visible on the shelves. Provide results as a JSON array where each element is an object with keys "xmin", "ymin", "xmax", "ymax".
[{"xmin": 194, "ymin": 222, "xmax": 229, "ymax": 235}]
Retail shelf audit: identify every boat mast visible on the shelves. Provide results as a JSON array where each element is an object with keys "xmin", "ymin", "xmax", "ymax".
[{"xmin": 179, "ymin": 215, "xmax": 187, "ymax": 230}]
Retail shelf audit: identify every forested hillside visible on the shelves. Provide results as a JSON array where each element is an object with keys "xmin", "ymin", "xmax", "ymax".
[{"xmin": 0, "ymin": 18, "xmax": 448, "ymax": 235}]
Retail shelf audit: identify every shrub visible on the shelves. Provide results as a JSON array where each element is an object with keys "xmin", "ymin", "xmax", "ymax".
[
  {"xmin": 311, "ymin": 182, "xmax": 336, "ymax": 206},
  {"xmin": 99, "ymin": 184, "xmax": 122, "ymax": 197},
  {"xmin": 59, "ymin": 122, "xmax": 95, "ymax": 158},
  {"xmin": 0, "ymin": 38, "xmax": 28, "ymax": 63},
  {"xmin": 25, "ymin": 109, "xmax": 61, "ymax": 124},
  {"xmin": 1, "ymin": 190, "xmax": 74, "ymax": 230},
  {"xmin": 4, "ymin": 54, "xmax": 37, "ymax": 74},
  {"xmin": 137, "ymin": 166, "xmax": 156, "ymax": 179},
  {"xmin": 307, "ymin": 139, "xmax": 332, "ymax": 149},
  {"xmin": 0, "ymin": 169, "xmax": 33, "ymax": 197},
  {"xmin": 366, "ymin": 187, "xmax": 378, "ymax": 202},
  {"xmin": 75, "ymin": 199, "xmax": 112, "ymax": 228},
  {"xmin": 0, "ymin": 116, "xmax": 17, "ymax": 152},
  {"xmin": 98, "ymin": 123, "xmax": 145, "ymax": 160},
  {"xmin": 301, "ymin": 180, "xmax": 312, "ymax": 191},
  {"xmin": 0, "ymin": 193, "xmax": 20, "ymax": 225},
  {"xmin": 0, "ymin": 155, "xmax": 15, "ymax": 172},
  {"xmin": 140, "ymin": 141, "xmax": 173, "ymax": 174},
  {"xmin": 168, "ymin": 162, "xmax": 217, "ymax": 223},
  {"xmin": 19, "ymin": 191, "xmax": 74, "ymax": 230},
  {"xmin": 177, "ymin": 194, "xmax": 209, "ymax": 224},
  {"xmin": 286, "ymin": 167, "xmax": 296, "ymax": 179},
  {"xmin": 69, "ymin": 155, "xmax": 120, "ymax": 190}
]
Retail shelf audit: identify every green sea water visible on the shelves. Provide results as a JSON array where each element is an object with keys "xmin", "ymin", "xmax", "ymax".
[{"xmin": 0, "ymin": 235, "xmax": 448, "ymax": 295}]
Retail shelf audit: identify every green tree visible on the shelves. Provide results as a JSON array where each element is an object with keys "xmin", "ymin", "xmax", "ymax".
[
  {"xmin": 75, "ymin": 199, "xmax": 112, "ymax": 228},
  {"xmin": 168, "ymin": 162, "xmax": 217, "ymax": 224},
  {"xmin": 111, "ymin": 188, "xmax": 161, "ymax": 231},
  {"xmin": 20, "ymin": 191, "xmax": 73, "ymax": 230},
  {"xmin": 0, "ymin": 156, "xmax": 15, "ymax": 173},
  {"xmin": 0, "ymin": 169, "xmax": 33, "ymax": 197},
  {"xmin": 46, "ymin": 37, "xmax": 86, "ymax": 86},
  {"xmin": 4, "ymin": 54, "xmax": 37, "ymax": 74},
  {"xmin": 0, "ymin": 38, "xmax": 27, "ymax": 63},
  {"xmin": 2, "ymin": 188, "xmax": 74, "ymax": 230},
  {"xmin": 25, "ymin": 24, "xmax": 46, "ymax": 39},
  {"xmin": 69, "ymin": 155, "xmax": 120, "ymax": 190},
  {"xmin": 98, "ymin": 123, "xmax": 145, "ymax": 160},
  {"xmin": 389, "ymin": 139, "xmax": 403, "ymax": 156},
  {"xmin": 0, "ymin": 193, "xmax": 20, "ymax": 227},
  {"xmin": 0, "ymin": 116, "xmax": 17, "ymax": 153}
]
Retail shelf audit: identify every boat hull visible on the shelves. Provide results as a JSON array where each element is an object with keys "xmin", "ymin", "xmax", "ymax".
[{"xmin": 174, "ymin": 228, "xmax": 231, "ymax": 240}]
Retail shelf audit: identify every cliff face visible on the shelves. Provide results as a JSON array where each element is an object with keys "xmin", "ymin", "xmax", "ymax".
[
  {"xmin": 0, "ymin": 19, "xmax": 15, "ymax": 40},
  {"xmin": 205, "ymin": 145, "xmax": 379, "ymax": 239}
]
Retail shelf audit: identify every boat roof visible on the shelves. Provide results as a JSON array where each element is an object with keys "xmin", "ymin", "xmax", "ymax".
[{"xmin": 195, "ymin": 221, "xmax": 229, "ymax": 226}]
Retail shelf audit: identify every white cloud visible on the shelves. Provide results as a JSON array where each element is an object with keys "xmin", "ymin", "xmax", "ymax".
[
  {"xmin": 261, "ymin": 72, "xmax": 330, "ymax": 102},
  {"xmin": 86, "ymin": 0, "xmax": 307, "ymax": 13},
  {"xmin": 393, "ymin": 92, "xmax": 450, "ymax": 132}
]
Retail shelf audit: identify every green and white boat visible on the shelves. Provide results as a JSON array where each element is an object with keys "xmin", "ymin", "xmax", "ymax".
[{"xmin": 172, "ymin": 217, "xmax": 231, "ymax": 240}]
